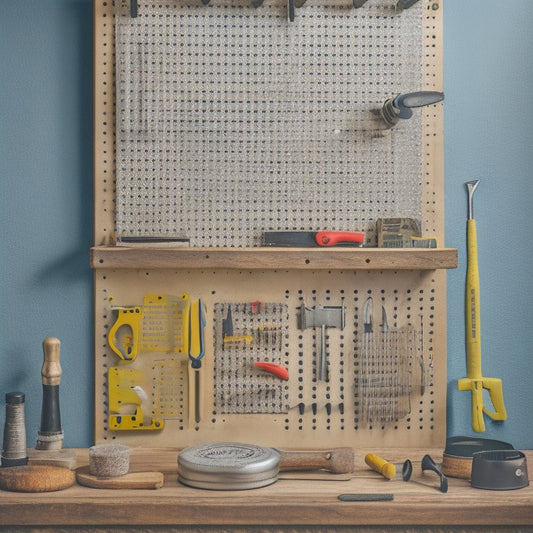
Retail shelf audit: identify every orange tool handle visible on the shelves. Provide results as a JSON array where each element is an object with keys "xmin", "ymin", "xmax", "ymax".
[
  {"xmin": 254, "ymin": 362, "xmax": 289, "ymax": 380},
  {"xmin": 315, "ymin": 231, "xmax": 365, "ymax": 246}
]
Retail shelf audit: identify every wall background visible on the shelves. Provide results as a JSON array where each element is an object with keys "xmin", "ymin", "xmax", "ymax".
[{"xmin": 1, "ymin": 0, "xmax": 531, "ymax": 449}]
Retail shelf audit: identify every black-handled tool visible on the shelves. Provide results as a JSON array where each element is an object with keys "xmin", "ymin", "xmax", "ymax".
[
  {"xmin": 396, "ymin": 0, "xmax": 420, "ymax": 11},
  {"xmin": 421, "ymin": 454, "xmax": 448, "ymax": 493},
  {"xmin": 288, "ymin": 0, "xmax": 295, "ymax": 21},
  {"xmin": 381, "ymin": 91, "xmax": 444, "ymax": 128},
  {"xmin": 36, "ymin": 338, "xmax": 64, "ymax": 451}
]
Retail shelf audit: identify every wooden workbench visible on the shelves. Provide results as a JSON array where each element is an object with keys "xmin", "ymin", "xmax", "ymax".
[{"xmin": 0, "ymin": 448, "xmax": 531, "ymax": 531}]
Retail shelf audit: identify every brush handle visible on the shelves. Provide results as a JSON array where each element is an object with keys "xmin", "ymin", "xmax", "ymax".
[
  {"xmin": 279, "ymin": 448, "xmax": 354, "ymax": 474},
  {"xmin": 37, "ymin": 338, "xmax": 63, "ymax": 449},
  {"xmin": 42, "ymin": 337, "xmax": 62, "ymax": 386}
]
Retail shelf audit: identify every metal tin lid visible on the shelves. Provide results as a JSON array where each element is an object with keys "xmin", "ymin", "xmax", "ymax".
[
  {"xmin": 444, "ymin": 436, "xmax": 514, "ymax": 458},
  {"xmin": 177, "ymin": 442, "xmax": 280, "ymax": 490}
]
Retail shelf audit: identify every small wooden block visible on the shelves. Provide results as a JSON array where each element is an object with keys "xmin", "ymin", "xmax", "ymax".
[
  {"xmin": 0, "ymin": 465, "xmax": 76, "ymax": 492},
  {"xmin": 27, "ymin": 448, "xmax": 78, "ymax": 470},
  {"xmin": 76, "ymin": 466, "xmax": 164, "ymax": 489}
]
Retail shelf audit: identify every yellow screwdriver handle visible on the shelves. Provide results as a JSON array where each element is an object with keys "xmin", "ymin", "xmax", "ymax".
[{"xmin": 365, "ymin": 453, "xmax": 396, "ymax": 480}]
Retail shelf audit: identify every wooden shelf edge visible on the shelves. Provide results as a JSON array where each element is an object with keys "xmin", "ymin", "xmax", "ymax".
[{"xmin": 90, "ymin": 246, "xmax": 458, "ymax": 271}]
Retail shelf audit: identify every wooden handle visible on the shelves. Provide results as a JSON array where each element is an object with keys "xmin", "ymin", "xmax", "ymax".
[
  {"xmin": 42, "ymin": 337, "xmax": 61, "ymax": 386},
  {"xmin": 279, "ymin": 448, "xmax": 354, "ymax": 474},
  {"xmin": 76, "ymin": 466, "xmax": 164, "ymax": 489}
]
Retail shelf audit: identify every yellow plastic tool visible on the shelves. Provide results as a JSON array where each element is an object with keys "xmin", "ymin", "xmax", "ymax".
[
  {"xmin": 108, "ymin": 307, "xmax": 143, "ymax": 361},
  {"xmin": 364, "ymin": 453, "xmax": 396, "ymax": 480},
  {"xmin": 108, "ymin": 294, "xmax": 190, "ymax": 361},
  {"xmin": 108, "ymin": 367, "xmax": 164, "ymax": 431},
  {"xmin": 458, "ymin": 180, "xmax": 506, "ymax": 432}
]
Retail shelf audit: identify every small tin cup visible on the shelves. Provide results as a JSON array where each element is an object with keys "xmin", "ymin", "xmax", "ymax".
[{"xmin": 471, "ymin": 450, "xmax": 529, "ymax": 490}]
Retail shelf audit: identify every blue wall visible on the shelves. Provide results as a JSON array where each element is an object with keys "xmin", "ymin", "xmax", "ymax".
[
  {"xmin": 444, "ymin": 0, "xmax": 533, "ymax": 448},
  {"xmin": 1, "ymin": 0, "xmax": 531, "ymax": 449}
]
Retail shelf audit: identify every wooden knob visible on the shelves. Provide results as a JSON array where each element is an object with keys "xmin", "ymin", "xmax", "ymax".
[{"xmin": 42, "ymin": 337, "xmax": 61, "ymax": 386}]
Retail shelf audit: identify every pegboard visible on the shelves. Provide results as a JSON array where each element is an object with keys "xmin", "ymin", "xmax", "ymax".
[
  {"xmin": 93, "ymin": 0, "xmax": 447, "ymax": 449},
  {"xmin": 94, "ymin": 269, "xmax": 446, "ymax": 448},
  {"xmin": 113, "ymin": 0, "xmax": 429, "ymax": 246}
]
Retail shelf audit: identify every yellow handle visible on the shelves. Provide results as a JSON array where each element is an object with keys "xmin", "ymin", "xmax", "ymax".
[
  {"xmin": 108, "ymin": 307, "xmax": 143, "ymax": 361},
  {"xmin": 465, "ymin": 219, "xmax": 482, "ymax": 379},
  {"xmin": 460, "ymin": 218, "xmax": 507, "ymax": 432},
  {"xmin": 365, "ymin": 453, "xmax": 396, "ymax": 480}
]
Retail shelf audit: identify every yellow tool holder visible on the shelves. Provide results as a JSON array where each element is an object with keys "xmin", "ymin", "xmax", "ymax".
[{"xmin": 92, "ymin": 0, "xmax": 457, "ymax": 449}]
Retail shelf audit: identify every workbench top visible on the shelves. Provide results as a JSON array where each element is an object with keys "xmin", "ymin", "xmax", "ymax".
[{"xmin": 1, "ymin": 448, "xmax": 531, "ymax": 529}]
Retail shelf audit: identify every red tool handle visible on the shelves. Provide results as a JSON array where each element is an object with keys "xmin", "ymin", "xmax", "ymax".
[
  {"xmin": 254, "ymin": 362, "xmax": 289, "ymax": 380},
  {"xmin": 315, "ymin": 231, "xmax": 365, "ymax": 246}
]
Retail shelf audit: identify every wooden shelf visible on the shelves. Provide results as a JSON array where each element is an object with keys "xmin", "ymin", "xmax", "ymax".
[
  {"xmin": 91, "ymin": 246, "xmax": 458, "ymax": 271},
  {"xmin": 1, "ymin": 448, "xmax": 531, "ymax": 529}
]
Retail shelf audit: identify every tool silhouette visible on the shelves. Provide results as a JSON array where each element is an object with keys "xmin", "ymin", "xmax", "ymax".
[{"xmin": 458, "ymin": 180, "xmax": 507, "ymax": 432}]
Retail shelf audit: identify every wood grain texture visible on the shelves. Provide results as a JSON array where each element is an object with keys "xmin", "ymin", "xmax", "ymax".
[
  {"xmin": 0, "ymin": 448, "xmax": 531, "ymax": 527},
  {"xmin": 90, "ymin": 246, "xmax": 458, "ymax": 271},
  {"xmin": 76, "ymin": 466, "xmax": 164, "ymax": 489}
]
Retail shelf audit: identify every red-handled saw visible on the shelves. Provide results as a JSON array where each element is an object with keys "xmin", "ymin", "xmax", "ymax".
[{"xmin": 263, "ymin": 230, "xmax": 364, "ymax": 247}]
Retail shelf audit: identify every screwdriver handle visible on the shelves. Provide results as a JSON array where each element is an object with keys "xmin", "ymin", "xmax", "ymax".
[{"xmin": 365, "ymin": 453, "xmax": 396, "ymax": 480}]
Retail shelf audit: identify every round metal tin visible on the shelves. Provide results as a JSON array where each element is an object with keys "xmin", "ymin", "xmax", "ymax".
[{"xmin": 177, "ymin": 442, "xmax": 281, "ymax": 490}]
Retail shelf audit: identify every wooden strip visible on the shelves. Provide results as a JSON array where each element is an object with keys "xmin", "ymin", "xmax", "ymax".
[
  {"xmin": 1, "ymin": 448, "xmax": 532, "ymax": 526},
  {"xmin": 75, "ymin": 466, "xmax": 164, "ymax": 489},
  {"xmin": 90, "ymin": 246, "xmax": 458, "ymax": 271}
]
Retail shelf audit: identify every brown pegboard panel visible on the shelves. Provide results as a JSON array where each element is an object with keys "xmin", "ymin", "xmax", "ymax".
[
  {"xmin": 93, "ymin": 0, "xmax": 446, "ymax": 449},
  {"xmin": 94, "ymin": 269, "xmax": 446, "ymax": 448}
]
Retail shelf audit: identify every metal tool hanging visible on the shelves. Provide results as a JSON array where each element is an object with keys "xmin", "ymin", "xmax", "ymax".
[
  {"xmin": 299, "ymin": 301, "xmax": 345, "ymax": 382},
  {"xmin": 359, "ymin": 298, "xmax": 414, "ymax": 425},
  {"xmin": 380, "ymin": 91, "xmax": 444, "ymax": 129},
  {"xmin": 188, "ymin": 299, "xmax": 206, "ymax": 425}
]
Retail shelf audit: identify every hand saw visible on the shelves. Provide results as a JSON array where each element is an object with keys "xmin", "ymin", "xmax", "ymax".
[{"xmin": 263, "ymin": 230, "xmax": 364, "ymax": 247}]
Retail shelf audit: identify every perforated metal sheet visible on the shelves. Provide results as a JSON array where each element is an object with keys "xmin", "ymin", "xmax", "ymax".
[{"xmin": 115, "ymin": 0, "xmax": 424, "ymax": 246}]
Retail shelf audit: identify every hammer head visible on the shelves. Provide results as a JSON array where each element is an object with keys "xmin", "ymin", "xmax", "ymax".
[{"xmin": 299, "ymin": 302, "xmax": 345, "ymax": 330}]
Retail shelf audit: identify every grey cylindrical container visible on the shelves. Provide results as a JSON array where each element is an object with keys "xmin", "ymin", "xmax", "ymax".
[{"xmin": 1, "ymin": 392, "xmax": 29, "ymax": 467}]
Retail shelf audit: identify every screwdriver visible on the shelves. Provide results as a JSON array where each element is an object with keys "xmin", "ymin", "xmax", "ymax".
[{"xmin": 188, "ymin": 299, "xmax": 206, "ymax": 424}]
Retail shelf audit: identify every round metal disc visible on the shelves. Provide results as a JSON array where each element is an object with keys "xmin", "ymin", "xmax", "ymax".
[{"xmin": 177, "ymin": 442, "xmax": 280, "ymax": 490}]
